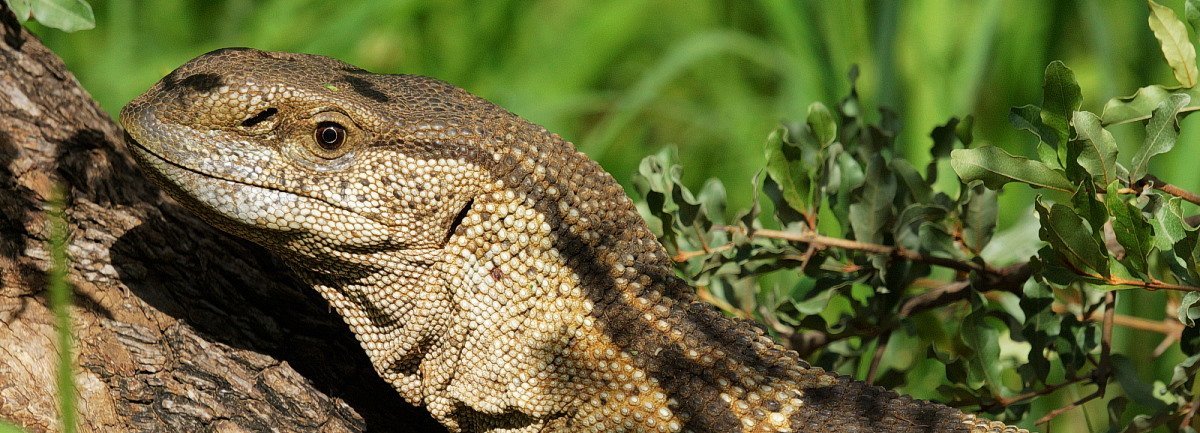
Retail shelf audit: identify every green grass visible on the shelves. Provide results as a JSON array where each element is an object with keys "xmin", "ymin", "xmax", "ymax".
[
  {"xmin": 24, "ymin": 1, "xmax": 1200, "ymax": 431},
  {"xmin": 49, "ymin": 185, "xmax": 75, "ymax": 433}
]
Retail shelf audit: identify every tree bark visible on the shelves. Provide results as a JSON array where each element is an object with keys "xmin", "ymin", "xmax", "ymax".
[{"xmin": 0, "ymin": 6, "xmax": 446, "ymax": 433}]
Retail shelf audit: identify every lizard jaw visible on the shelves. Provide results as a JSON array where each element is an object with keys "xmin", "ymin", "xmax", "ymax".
[{"xmin": 122, "ymin": 128, "xmax": 403, "ymax": 263}]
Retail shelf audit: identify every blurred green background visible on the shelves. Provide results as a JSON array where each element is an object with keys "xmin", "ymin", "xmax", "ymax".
[
  {"xmin": 27, "ymin": 1, "xmax": 1200, "ymax": 431},
  {"xmin": 29, "ymin": 1, "xmax": 1200, "ymax": 212}
]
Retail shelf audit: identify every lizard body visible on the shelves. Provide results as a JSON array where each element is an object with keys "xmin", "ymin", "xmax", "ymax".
[{"xmin": 120, "ymin": 48, "xmax": 1028, "ymax": 433}]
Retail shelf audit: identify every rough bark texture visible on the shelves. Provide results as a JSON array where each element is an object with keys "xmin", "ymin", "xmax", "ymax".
[{"xmin": 0, "ymin": 6, "xmax": 446, "ymax": 433}]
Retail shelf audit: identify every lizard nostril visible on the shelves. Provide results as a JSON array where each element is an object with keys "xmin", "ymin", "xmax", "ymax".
[{"xmin": 241, "ymin": 107, "xmax": 278, "ymax": 127}]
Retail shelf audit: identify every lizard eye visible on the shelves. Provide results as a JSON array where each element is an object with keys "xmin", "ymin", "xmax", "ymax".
[{"xmin": 315, "ymin": 122, "xmax": 347, "ymax": 150}]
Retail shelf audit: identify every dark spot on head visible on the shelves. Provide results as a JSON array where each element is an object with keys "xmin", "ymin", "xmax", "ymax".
[
  {"xmin": 909, "ymin": 404, "xmax": 943, "ymax": 432},
  {"xmin": 179, "ymin": 73, "xmax": 224, "ymax": 93},
  {"xmin": 343, "ymin": 75, "xmax": 390, "ymax": 103},
  {"xmin": 853, "ymin": 386, "xmax": 886, "ymax": 419},
  {"xmin": 159, "ymin": 68, "xmax": 182, "ymax": 91},
  {"xmin": 802, "ymin": 385, "xmax": 836, "ymax": 405}
]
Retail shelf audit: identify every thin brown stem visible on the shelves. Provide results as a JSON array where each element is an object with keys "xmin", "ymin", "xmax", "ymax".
[
  {"xmin": 865, "ymin": 332, "xmax": 891, "ymax": 385},
  {"xmin": 727, "ymin": 226, "xmax": 1000, "ymax": 276},
  {"xmin": 1106, "ymin": 276, "xmax": 1200, "ymax": 292},
  {"xmin": 695, "ymin": 285, "xmax": 752, "ymax": 320},
  {"xmin": 1139, "ymin": 174, "xmax": 1200, "ymax": 206},
  {"xmin": 1099, "ymin": 292, "xmax": 1114, "ymax": 396},
  {"xmin": 674, "ymin": 226, "xmax": 1002, "ymax": 277},
  {"xmin": 1035, "ymin": 389, "xmax": 1104, "ymax": 426},
  {"xmin": 976, "ymin": 375, "xmax": 1090, "ymax": 410},
  {"xmin": 1181, "ymin": 397, "xmax": 1200, "ymax": 431},
  {"xmin": 673, "ymin": 243, "xmax": 732, "ymax": 262},
  {"xmin": 1052, "ymin": 304, "xmax": 1183, "ymax": 336}
]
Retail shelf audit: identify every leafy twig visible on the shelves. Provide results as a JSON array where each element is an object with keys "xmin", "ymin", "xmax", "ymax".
[
  {"xmin": 1107, "ymin": 276, "xmax": 1200, "ymax": 292},
  {"xmin": 715, "ymin": 225, "xmax": 1002, "ymax": 276},
  {"xmin": 1137, "ymin": 174, "xmax": 1200, "ymax": 206},
  {"xmin": 971, "ymin": 374, "xmax": 1090, "ymax": 410},
  {"xmin": 1032, "ymin": 293, "xmax": 1116, "ymax": 427},
  {"xmin": 1036, "ymin": 389, "xmax": 1105, "ymax": 426},
  {"xmin": 1052, "ymin": 304, "xmax": 1183, "ymax": 338}
]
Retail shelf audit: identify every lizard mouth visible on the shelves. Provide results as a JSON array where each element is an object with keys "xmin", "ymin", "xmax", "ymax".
[
  {"xmin": 123, "ymin": 129, "xmax": 301, "ymax": 204},
  {"xmin": 122, "ymin": 120, "xmax": 396, "ymax": 232}
]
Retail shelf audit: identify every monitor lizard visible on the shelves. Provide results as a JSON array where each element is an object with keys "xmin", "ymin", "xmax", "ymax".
[{"xmin": 119, "ymin": 48, "xmax": 1029, "ymax": 433}]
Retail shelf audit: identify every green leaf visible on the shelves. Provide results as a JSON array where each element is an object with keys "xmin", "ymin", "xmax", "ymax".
[
  {"xmin": 961, "ymin": 183, "xmax": 998, "ymax": 254},
  {"xmin": 928, "ymin": 117, "xmax": 965, "ymax": 183},
  {"xmin": 1180, "ymin": 292, "xmax": 1200, "ymax": 326},
  {"xmin": 929, "ymin": 117, "xmax": 962, "ymax": 160},
  {"xmin": 27, "ymin": 0, "xmax": 95, "ymax": 32},
  {"xmin": 1147, "ymin": 195, "xmax": 1200, "ymax": 286},
  {"xmin": 807, "ymin": 102, "xmax": 837, "ymax": 147},
  {"xmin": 1105, "ymin": 182, "xmax": 1154, "ymax": 278},
  {"xmin": 918, "ymin": 223, "xmax": 960, "ymax": 259},
  {"xmin": 950, "ymin": 146, "xmax": 1073, "ymax": 192},
  {"xmin": 633, "ymin": 146, "xmax": 715, "ymax": 250},
  {"xmin": 894, "ymin": 204, "xmax": 947, "ymax": 252},
  {"xmin": 1010, "ymin": 104, "xmax": 1060, "ymax": 149},
  {"xmin": 7, "ymin": 0, "xmax": 32, "ymax": 21},
  {"xmin": 1188, "ymin": 0, "xmax": 1200, "ymax": 38},
  {"xmin": 956, "ymin": 115, "xmax": 975, "ymax": 146},
  {"xmin": 1149, "ymin": 0, "xmax": 1200, "ymax": 88},
  {"xmin": 890, "ymin": 158, "xmax": 932, "ymax": 203},
  {"xmin": 1041, "ymin": 61, "xmax": 1083, "ymax": 144},
  {"xmin": 1036, "ymin": 142, "xmax": 1063, "ymax": 170},
  {"xmin": 1169, "ymin": 353, "xmax": 1200, "ymax": 391},
  {"xmin": 1036, "ymin": 198, "xmax": 1110, "ymax": 278},
  {"xmin": 1131, "ymin": 93, "xmax": 1190, "ymax": 181},
  {"xmin": 1033, "ymin": 246, "xmax": 1085, "ymax": 286},
  {"xmin": 1174, "ymin": 230, "xmax": 1200, "ymax": 286},
  {"xmin": 763, "ymin": 127, "xmax": 816, "ymax": 214},
  {"xmin": 849, "ymin": 156, "xmax": 896, "ymax": 245},
  {"xmin": 825, "ymin": 145, "xmax": 864, "ymax": 235},
  {"xmin": 1071, "ymin": 111, "xmax": 1120, "ymax": 185},
  {"xmin": 1071, "ymin": 179, "xmax": 1108, "ymax": 245},
  {"xmin": 1150, "ymin": 196, "xmax": 1191, "ymax": 251},
  {"xmin": 961, "ymin": 310, "xmax": 1003, "ymax": 392},
  {"xmin": 1113, "ymin": 354, "xmax": 1169, "ymax": 411},
  {"xmin": 1100, "ymin": 84, "xmax": 1180, "ymax": 125}
]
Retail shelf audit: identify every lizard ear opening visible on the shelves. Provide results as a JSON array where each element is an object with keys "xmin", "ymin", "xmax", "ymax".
[{"xmin": 445, "ymin": 198, "xmax": 474, "ymax": 244}]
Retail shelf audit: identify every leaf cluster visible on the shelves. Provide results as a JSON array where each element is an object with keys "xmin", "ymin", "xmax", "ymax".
[{"xmin": 633, "ymin": 2, "xmax": 1200, "ymax": 431}]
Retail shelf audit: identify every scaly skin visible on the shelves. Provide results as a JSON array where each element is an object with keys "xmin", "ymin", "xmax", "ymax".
[{"xmin": 120, "ymin": 48, "xmax": 1029, "ymax": 433}]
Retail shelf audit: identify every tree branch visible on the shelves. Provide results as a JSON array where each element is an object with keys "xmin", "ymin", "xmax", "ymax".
[
  {"xmin": 0, "ymin": 6, "xmax": 444, "ymax": 431},
  {"xmin": 1137, "ymin": 174, "xmax": 1200, "ymax": 206},
  {"xmin": 701, "ymin": 225, "xmax": 1001, "ymax": 276}
]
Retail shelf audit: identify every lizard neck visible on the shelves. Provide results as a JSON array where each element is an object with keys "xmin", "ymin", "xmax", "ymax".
[{"xmin": 286, "ymin": 247, "xmax": 453, "ymax": 405}]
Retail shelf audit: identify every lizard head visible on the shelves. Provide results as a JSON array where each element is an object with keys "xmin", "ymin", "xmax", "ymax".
[{"xmin": 120, "ymin": 48, "xmax": 498, "ymax": 269}]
